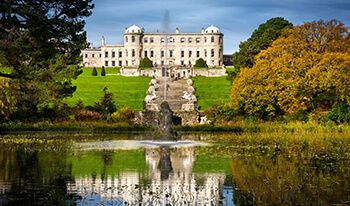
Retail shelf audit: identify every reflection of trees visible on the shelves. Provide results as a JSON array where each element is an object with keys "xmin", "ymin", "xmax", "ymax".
[
  {"xmin": 0, "ymin": 146, "xmax": 74, "ymax": 205},
  {"xmin": 230, "ymin": 156, "xmax": 350, "ymax": 205}
]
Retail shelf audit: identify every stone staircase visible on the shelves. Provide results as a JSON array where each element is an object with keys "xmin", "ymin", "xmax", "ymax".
[{"xmin": 150, "ymin": 77, "xmax": 190, "ymax": 111}]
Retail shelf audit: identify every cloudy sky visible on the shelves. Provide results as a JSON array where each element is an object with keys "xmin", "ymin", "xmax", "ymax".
[{"xmin": 84, "ymin": 0, "xmax": 350, "ymax": 54}]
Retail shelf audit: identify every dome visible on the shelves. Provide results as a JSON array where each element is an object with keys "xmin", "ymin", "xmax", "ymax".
[
  {"xmin": 125, "ymin": 25, "xmax": 142, "ymax": 33},
  {"xmin": 205, "ymin": 25, "xmax": 220, "ymax": 33}
]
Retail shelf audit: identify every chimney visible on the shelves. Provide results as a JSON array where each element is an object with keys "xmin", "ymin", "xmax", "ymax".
[
  {"xmin": 201, "ymin": 28, "xmax": 205, "ymax": 33},
  {"xmin": 176, "ymin": 28, "xmax": 179, "ymax": 33},
  {"xmin": 102, "ymin": 36, "xmax": 105, "ymax": 45},
  {"xmin": 125, "ymin": 27, "xmax": 128, "ymax": 32},
  {"xmin": 90, "ymin": 43, "xmax": 93, "ymax": 49}
]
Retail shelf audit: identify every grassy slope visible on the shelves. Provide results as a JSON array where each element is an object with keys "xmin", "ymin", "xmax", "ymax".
[
  {"xmin": 192, "ymin": 76, "xmax": 231, "ymax": 111},
  {"xmin": 65, "ymin": 67, "xmax": 152, "ymax": 110}
]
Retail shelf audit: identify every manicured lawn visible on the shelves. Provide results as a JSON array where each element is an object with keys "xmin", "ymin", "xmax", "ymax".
[
  {"xmin": 192, "ymin": 76, "xmax": 231, "ymax": 111},
  {"xmin": 64, "ymin": 67, "xmax": 152, "ymax": 110}
]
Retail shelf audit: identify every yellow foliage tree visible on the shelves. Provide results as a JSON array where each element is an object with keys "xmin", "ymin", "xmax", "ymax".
[
  {"xmin": 231, "ymin": 19, "xmax": 350, "ymax": 117},
  {"xmin": 0, "ymin": 77, "xmax": 16, "ymax": 118}
]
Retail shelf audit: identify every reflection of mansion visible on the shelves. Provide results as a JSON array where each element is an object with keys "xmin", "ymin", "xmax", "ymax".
[
  {"xmin": 82, "ymin": 25, "xmax": 233, "ymax": 72},
  {"xmin": 67, "ymin": 147, "xmax": 226, "ymax": 205}
]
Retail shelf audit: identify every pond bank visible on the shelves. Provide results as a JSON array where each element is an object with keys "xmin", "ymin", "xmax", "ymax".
[{"xmin": 1, "ymin": 121, "xmax": 350, "ymax": 133}]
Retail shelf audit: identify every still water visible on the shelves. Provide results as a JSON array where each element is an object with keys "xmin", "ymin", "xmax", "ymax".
[{"xmin": 0, "ymin": 133, "xmax": 349, "ymax": 205}]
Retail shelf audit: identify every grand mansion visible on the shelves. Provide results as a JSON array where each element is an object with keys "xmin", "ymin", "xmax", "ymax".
[{"xmin": 82, "ymin": 25, "xmax": 233, "ymax": 68}]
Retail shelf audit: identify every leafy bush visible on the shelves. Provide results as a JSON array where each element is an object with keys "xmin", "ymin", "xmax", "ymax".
[
  {"xmin": 111, "ymin": 105, "xmax": 134, "ymax": 124},
  {"xmin": 204, "ymin": 103, "xmax": 235, "ymax": 124},
  {"xmin": 75, "ymin": 110, "xmax": 101, "ymax": 121},
  {"xmin": 194, "ymin": 58, "xmax": 208, "ymax": 68},
  {"xmin": 101, "ymin": 66, "xmax": 106, "ymax": 76},
  {"xmin": 92, "ymin": 67, "xmax": 97, "ymax": 76},
  {"xmin": 139, "ymin": 56, "xmax": 153, "ymax": 69},
  {"xmin": 327, "ymin": 103, "xmax": 350, "ymax": 124}
]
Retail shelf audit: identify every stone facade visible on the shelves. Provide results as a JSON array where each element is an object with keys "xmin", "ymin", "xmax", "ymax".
[{"xmin": 82, "ymin": 25, "xmax": 225, "ymax": 68}]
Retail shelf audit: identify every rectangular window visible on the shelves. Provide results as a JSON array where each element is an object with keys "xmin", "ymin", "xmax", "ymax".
[
  {"xmin": 181, "ymin": 51, "xmax": 184, "ymax": 58},
  {"xmin": 132, "ymin": 36, "xmax": 135, "ymax": 42},
  {"xmin": 181, "ymin": 61, "xmax": 184, "ymax": 65},
  {"xmin": 211, "ymin": 49, "xmax": 214, "ymax": 57},
  {"xmin": 169, "ymin": 50, "xmax": 173, "ymax": 58},
  {"xmin": 161, "ymin": 50, "xmax": 164, "ymax": 57},
  {"xmin": 92, "ymin": 54, "xmax": 95, "ymax": 58},
  {"xmin": 150, "ymin": 38, "xmax": 154, "ymax": 43},
  {"xmin": 189, "ymin": 51, "xmax": 192, "ymax": 58},
  {"xmin": 112, "ymin": 52, "xmax": 115, "ymax": 58},
  {"xmin": 132, "ymin": 49, "xmax": 135, "ymax": 57},
  {"xmin": 144, "ymin": 38, "xmax": 148, "ymax": 43},
  {"xmin": 181, "ymin": 38, "xmax": 185, "ymax": 43},
  {"xmin": 150, "ymin": 50, "xmax": 154, "ymax": 57},
  {"xmin": 196, "ymin": 38, "xmax": 200, "ymax": 43},
  {"xmin": 161, "ymin": 38, "xmax": 165, "ymax": 43},
  {"xmin": 112, "ymin": 61, "xmax": 115, "ymax": 66},
  {"xmin": 144, "ymin": 51, "xmax": 148, "ymax": 57},
  {"xmin": 197, "ymin": 51, "xmax": 200, "ymax": 58},
  {"xmin": 99, "ymin": 54, "xmax": 102, "ymax": 58},
  {"xmin": 85, "ymin": 54, "xmax": 88, "ymax": 58},
  {"xmin": 189, "ymin": 38, "xmax": 192, "ymax": 43},
  {"xmin": 105, "ymin": 61, "xmax": 108, "ymax": 66},
  {"xmin": 119, "ymin": 51, "xmax": 122, "ymax": 58},
  {"xmin": 105, "ymin": 51, "xmax": 108, "ymax": 58},
  {"xmin": 161, "ymin": 61, "xmax": 164, "ymax": 65},
  {"xmin": 119, "ymin": 61, "xmax": 122, "ymax": 66}
]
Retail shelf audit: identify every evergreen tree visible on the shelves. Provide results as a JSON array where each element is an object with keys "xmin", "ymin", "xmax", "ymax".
[
  {"xmin": 92, "ymin": 67, "xmax": 97, "ymax": 76},
  {"xmin": 232, "ymin": 17, "xmax": 293, "ymax": 71},
  {"xmin": 0, "ymin": 0, "xmax": 94, "ymax": 120},
  {"xmin": 101, "ymin": 66, "xmax": 106, "ymax": 76}
]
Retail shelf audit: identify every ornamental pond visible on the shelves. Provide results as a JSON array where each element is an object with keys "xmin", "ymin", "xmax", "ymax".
[{"xmin": 0, "ymin": 132, "xmax": 349, "ymax": 205}]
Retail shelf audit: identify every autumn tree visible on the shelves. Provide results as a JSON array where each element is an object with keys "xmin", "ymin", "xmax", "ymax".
[
  {"xmin": 0, "ymin": 0, "xmax": 94, "ymax": 120},
  {"xmin": 230, "ymin": 19, "xmax": 350, "ymax": 118}
]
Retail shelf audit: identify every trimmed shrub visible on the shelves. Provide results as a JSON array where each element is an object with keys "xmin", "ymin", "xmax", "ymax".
[
  {"xmin": 101, "ymin": 66, "xmax": 106, "ymax": 76},
  {"xmin": 75, "ymin": 110, "xmax": 101, "ymax": 121},
  {"xmin": 139, "ymin": 56, "xmax": 153, "ymax": 69},
  {"xmin": 92, "ymin": 67, "xmax": 97, "ymax": 76},
  {"xmin": 194, "ymin": 58, "xmax": 208, "ymax": 68},
  {"xmin": 111, "ymin": 105, "xmax": 134, "ymax": 124}
]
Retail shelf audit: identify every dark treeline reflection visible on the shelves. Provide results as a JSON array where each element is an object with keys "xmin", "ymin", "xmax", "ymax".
[
  {"xmin": 230, "ymin": 156, "xmax": 350, "ymax": 205},
  {"xmin": 0, "ymin": 147, "xmax": 76, "ymax": 205}
]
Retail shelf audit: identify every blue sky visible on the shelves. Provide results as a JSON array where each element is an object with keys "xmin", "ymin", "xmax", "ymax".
[{"xmin": 84, "ymin": 0, "xmax": 350, "ymax": 54}]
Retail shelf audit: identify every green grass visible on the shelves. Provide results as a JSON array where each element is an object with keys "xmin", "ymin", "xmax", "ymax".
[
  {"xmin": 192, "ymin": 76, "xmax": 231, "ymax": 111},
  {"xmin": 65, "ymin": 67, "xmax": 152, "ymax": 110}
]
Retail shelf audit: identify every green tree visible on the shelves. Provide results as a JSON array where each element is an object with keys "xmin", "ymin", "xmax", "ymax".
[
  {"xmin": 94, "ymin": 86, "xmax": 117, "ymax": 120},
  {"xmin": 92, "ymin": 67, "xmax": 97, "ymax": 76},
  {"xmin": 101, "ymin": 66, "xmax": 106, "ymax": 76},
  {"xmin": 232, "ymin": 17, "xmax": 293, "ymax": 71},
  {"xmin": 231, "ymin": 19, "xmax": 350, "ymax": 118},
  {"xmin": 194, "ymin": 58, "xmax": 208, "ymax": 68},
  {"xmin": 139, "ymin": 56, "xmax": 153, "ymax": 69},
  {"xmin": 0, "ymin": 0, "xmax": 94, "ymax": 121}
]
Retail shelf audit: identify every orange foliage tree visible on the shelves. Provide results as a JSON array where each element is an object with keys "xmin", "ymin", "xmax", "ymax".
[{"xmin": 231, "ymin": 19, "xmax": 350, "ymax": 118}]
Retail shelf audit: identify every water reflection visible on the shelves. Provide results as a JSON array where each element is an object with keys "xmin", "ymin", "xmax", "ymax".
[{"xmin": 67, "ymin": 146, "xmax": 228, "ymax": 205}]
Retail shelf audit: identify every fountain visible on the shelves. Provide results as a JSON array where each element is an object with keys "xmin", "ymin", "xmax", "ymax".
[{"xmin": 153, "ymin": 101, "xmax": 177, "ymax": 141}]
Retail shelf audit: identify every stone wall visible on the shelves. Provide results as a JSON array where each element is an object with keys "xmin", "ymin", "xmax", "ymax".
[
  {"xmin": 193, "ymin": 68, "xmax": 226, "ymax": 77},
  {"xmin": 133, "ymin": 110, "xmax": 200, "ymax": 126},
  {"xmin": 173, "ymin": 111, "xmax": 200, "ymax": 126}
]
